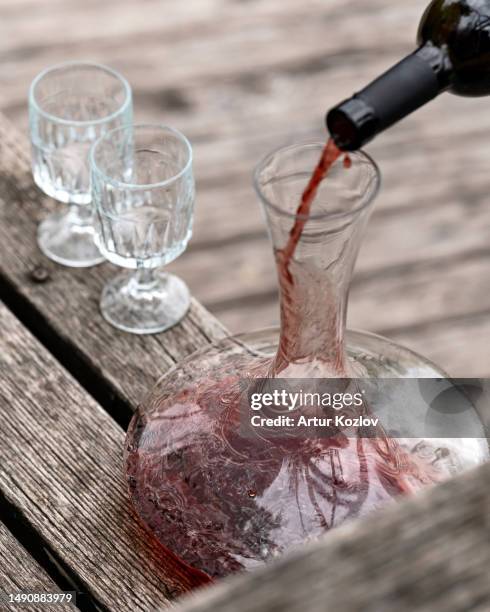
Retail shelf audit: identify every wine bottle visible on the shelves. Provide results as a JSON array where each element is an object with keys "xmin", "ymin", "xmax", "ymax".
[{"xmin": 326, "ymin": 0, "xmax": 490, "ymax": 151}]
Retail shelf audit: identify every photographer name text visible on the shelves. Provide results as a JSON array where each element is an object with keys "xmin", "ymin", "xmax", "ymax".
[{"xmin": 248, "ymin": 390, "xmax": 379, "ymax": 429}]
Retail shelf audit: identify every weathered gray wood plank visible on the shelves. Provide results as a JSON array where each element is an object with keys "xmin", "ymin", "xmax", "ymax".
[
  {"xmin": 3, "ymin": 0, "xmax": 490, "ymax": 378},
  {"xmin": 390, "ymin": 312, "xmax": 490, "ymax": 379},
  {"xmin": 1, "ymin": 3, "xmax": 489, "ymax": 611},
  {"xmin": 174, "ymin": 460, "xmax": 490, "ymax": 612},
  {"xmin": 0, "ymin": 522, "xmax": 75, "ymax": 612},
  {"xmin": 0, "ymin": 0, "xmax": 421, "ymax": 110},
  {"xmin": 2, "ymin": 101, "xmax": 489, "ymax": 389},
  {"xmin": 205, "ymin": 246, "xmax": 490, "ymax": 330},
  {"xmin": 176, "ymin": 196, "xmax": 490, "ymax": 308},
  {"xmin": 0, "ymin": 112, "xmax": 226, "ymax": 411},
  {"xmin": 218, "ymin": 310, "xmax": 490, "ymax": 380},
  {"xmin": 0, "ymin": 301, "xmax": 211, "ymax": 611}
]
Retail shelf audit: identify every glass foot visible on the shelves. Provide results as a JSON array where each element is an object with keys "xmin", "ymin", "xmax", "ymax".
[
  {"xmin": 100, "ymin": 270, "xmax": 190, "ymax": 334},
  {"xmin": 37, "ymin": 208, "xmax": 104, "ymax": 267}
]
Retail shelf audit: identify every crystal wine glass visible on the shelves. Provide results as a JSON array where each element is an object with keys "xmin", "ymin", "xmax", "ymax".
[
  {"xmin": 90, "ymin": 124, "xmax": 194, "ymax": 334},
  {"xmin": 29, "ymin": 61, "xmax": 132, "ymax": 267}
]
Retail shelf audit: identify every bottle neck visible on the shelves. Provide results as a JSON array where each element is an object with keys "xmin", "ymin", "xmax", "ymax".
[{"xmin": 327, "ymin": 43, "xmax": 450, "ymax": 151}]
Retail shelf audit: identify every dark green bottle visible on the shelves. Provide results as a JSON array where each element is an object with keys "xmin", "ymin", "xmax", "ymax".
[{"xmin": 327, "ymin": 0, "xmax": 490, "ymax": 151}]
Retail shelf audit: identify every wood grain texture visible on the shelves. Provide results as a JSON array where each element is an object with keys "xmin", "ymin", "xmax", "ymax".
[
  {"xmin": 0, "ymin": 302, "xmax": 212, "ymax": 611},
  {"xmin": 177, "ymin": 199, "xmax": 490, "ymax": 308},
  {"xmin": 0, "ymin": 522, "xmax": 74, "ymax": 612},
  {"xmin": 2, "ymin": 0, "xmax": 489, "ymax": 374},
  {"xmin": 207, "ymin": 248, "xmax": 490, "ymax": 377},
  {"xmin": 1, "ymin": 100, "xmax": 489, "ymax": 381},
  {"xmin": 174, "ymin": 460, "xmax": 490, "ymax": 612},
  {"xmin": 0, "ymin": 113, "xmax": 226, "ymax": 411},
  {"xmin": 1, "ymin": 3, "xmax": 489, "ymax": 610}
]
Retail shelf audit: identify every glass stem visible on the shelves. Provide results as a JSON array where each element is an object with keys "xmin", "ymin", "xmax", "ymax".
[
  {"xmin": 134, "ymin": 264, "xmax": 158, "ymax": 292},
  {"xmin": 70, "ymin": 203, "xmax": 93, "ymax": 227}
]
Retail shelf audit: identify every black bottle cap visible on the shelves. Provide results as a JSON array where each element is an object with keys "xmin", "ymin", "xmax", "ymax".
[{"xmin": 327, "ymin": 98, "xmax": 378, "ymax": 151}]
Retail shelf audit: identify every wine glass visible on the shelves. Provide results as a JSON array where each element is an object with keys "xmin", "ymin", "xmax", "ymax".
[
  {"xmin": 29, "ymin": 61, "xmax": 132, "ymax": 267},
  {"xmin": 90, "ymin": 124, "xmax": 194, "ymax": 334}
]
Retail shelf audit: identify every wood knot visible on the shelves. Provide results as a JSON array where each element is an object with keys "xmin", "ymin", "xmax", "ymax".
[{"xmin": 29, "ymin": 265, "xmax": 50, "ymax": 283}]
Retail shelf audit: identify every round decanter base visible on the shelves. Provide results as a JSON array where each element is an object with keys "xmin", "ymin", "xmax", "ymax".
[{"xmin": 125, "ymin": 328, "xmax": 488, "ymax": 579}]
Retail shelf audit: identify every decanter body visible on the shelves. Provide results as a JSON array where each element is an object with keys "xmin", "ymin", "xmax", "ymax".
[{"xmin": 125, "ymin": 142, "xmax": 488, "ymax": 579}]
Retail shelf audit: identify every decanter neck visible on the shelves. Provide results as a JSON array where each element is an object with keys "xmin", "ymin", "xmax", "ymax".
[
  {"xmin": 254, "ymin": 142, "xmax": 379, "ymax": 378},
  {"xmin": 271, "ymin": 213, "xmax": 370, "ymax": 378},
  {"xmin": 272, "ymin": 258, "xmax": 347, "ymax": 376}
]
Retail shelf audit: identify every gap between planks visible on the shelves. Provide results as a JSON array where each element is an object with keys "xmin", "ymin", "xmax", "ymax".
[
  {"xmin": 0, "ymin": 301, "xmax": 212, "ymax": 610},
  {"xmin": 0, "ymin": 489, "xmax": 97, "ymax": 612},
  {"xmin": 0, "ymin": 111, "xmax": 227, "ymax": 421},
  {"xmin": 0, "ymin": 520, "xmax": 76, "ymax": 612}
]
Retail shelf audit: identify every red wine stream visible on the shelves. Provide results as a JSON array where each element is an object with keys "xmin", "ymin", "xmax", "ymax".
[
  {"xmin": 281, "ymin": 138, "xmax": 344, "ymax": 275},
  {"xmin": 274, "ymin": 138, "xmax": 346, "ymax": 370}
]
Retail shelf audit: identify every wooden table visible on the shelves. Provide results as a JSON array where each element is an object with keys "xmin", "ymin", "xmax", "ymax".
[
  {"xmin": 2, "ymin": 0, "xmax": 490, "ymax": 377},
  {"xmin": 1, "ymin": 1, "xmax": 490, "ymax": 610},
  {"xmin": 1, "ymin": 111, "xmax": 489, "ymax": 612}
]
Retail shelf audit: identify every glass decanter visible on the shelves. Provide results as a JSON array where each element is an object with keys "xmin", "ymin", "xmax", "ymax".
[{"xmin": 125, "ymin": 141, "xmax": 488, "ymax": 580}]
